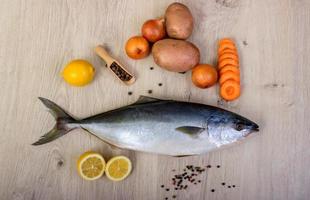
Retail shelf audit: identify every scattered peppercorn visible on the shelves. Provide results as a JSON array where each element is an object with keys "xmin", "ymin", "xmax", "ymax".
[
  {"xmin": 160, "ymin": 164, "xmax": 235, "ymax": 196},
  {"xmin": 128, "ymin": 91, "xmax": 132, "ymax": 95},
  {"xmin": 150, "ymin": 67, "xmax": 154, "ymax": 70},
  {"xmin": 148, "ymin": 90, "xmax": 152, "ymax": 94},
  {"xmin": 158, "ymin": 83, "xmax": 163, "ymax": 86}
]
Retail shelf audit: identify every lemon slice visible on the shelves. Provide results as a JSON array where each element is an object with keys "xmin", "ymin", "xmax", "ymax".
[
  {"xmin": 77, "ymin": 151, "xmax": 106, "ymax": 180},
  {"xmin": 105, "ymin": 156, "xmax": 132, "ymax": 181}
]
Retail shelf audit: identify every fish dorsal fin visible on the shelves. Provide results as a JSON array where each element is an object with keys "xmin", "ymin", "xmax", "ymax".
[
  {"xmin": 133, "ymin": 96, "xmax": 161, "ymax": 105},
  {"xmin": 176, "ymin": 126, "xmax": 205, "ymax": 138}
]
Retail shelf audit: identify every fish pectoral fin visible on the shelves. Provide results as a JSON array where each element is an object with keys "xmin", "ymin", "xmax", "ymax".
[
  {"xmin": 175, "ymin": 126, "xmax": 205, "ymax": 138},
  {"xmin": 134, "ymin": 96, "xmax": 161, "ymax": 105}
]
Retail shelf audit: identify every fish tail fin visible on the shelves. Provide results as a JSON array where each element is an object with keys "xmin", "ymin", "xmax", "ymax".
[{"xmin": 32, "ymin": 97, "xmax": 78, "ymax": 146}]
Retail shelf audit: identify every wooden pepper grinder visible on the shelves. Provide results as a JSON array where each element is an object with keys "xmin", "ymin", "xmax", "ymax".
[{"xmin": 95, "ymin": 45, "xmax": 135, "ymax": 85}]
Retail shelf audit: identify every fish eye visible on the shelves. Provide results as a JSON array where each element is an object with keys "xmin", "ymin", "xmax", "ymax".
[{"xmin": 235, "ymin": 123, "xmax": 244, "ymax": 131}]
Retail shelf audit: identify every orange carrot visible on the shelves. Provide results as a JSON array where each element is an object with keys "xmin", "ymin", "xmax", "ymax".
[
  {"xmin": 219, "ymin": 65, "xmax": 240, "ymax": 76},
  {"xmin": 220, "ymin": 80, "xmax": 241, "ymax": 101},
  {"xmin": 218, "ymin": 58, "xmax": 239, "ymax": 69},
  {"xmin": 219, "ymin": 53, "xmax": 239, "ymax": 63},
  {"xmin": 218, "ymin": 43, "xmax": 237, "ymax": 54},
  {"xmin": 218, "ymin": 38, "xmax": 235, "ymax": 46},
  {"xmin": 219, "ymin": 71, "xmax": 240, "ymax": 85},
  {"xmin": 218, "ymin": 49, "xmax": 238, "ymax": 57}
]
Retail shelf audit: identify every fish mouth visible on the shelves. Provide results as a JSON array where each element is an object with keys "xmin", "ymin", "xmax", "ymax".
[
  {"xmin": 243, "ymin": 123, "xmax": 259, "ymax": 138},
  {"xmin": 251, "ymin": 123, "xmax": 259, "ymax": 132}
]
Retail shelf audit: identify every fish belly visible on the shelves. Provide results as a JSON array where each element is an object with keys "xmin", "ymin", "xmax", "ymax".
[{"xmin": 81, "ymin": 118, "xmax": 217, "ymax": 156}]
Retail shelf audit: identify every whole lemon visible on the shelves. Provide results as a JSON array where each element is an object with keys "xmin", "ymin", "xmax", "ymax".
[{"xmin": 62, "ymin": 59, "xmax": 95, "ymax": 86}]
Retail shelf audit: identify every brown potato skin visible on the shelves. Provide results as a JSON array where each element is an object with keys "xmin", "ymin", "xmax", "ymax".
[
  {"xmin": 165, "ymin": 3, "xmax": 194, "ymax": 39},
  {"xmin": 152, "ymin": 39, "xmax": 200, "ymax": 72}
]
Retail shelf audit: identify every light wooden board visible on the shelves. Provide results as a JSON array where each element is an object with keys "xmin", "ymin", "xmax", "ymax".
[{"xmin": 0, "ymin": 0, "xmax": 310, "ymax": 199}]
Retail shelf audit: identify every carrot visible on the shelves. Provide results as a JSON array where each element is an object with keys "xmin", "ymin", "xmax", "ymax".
[
  {"xmin": 219, "ymin": 71, "xmax": 240, "ymax": 85},
  {"xmin": 218, "ymin": 38, "xmax": 241, "ymax": 101},
  {"xmin": 218, "ymin": 38, "xmax": 235, "ymax": 46},
  {"xmin": 218, "ymin": 43, "xmax": 237, "ymax": 54},
  {"xmin": 219, "ymin": 53, "xmax": 239, "ymax": 63},
  {"xmin": 218, "ymin": 49, "xmax": 238, "ymax": 57},
  {"xmin": 218, "ymin": 58, "xmax": 239, "ymax": 69},
  {"xmin": 219, "ymin": 65, "xmax": 240, "ymax": 76},
  {"xmin": 220, "ymin": 80, "xmax": 240, "ymax": 101}
]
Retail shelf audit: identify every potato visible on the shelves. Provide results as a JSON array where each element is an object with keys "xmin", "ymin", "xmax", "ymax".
[
  {"xmin": 165, "ymin": 3, "xmax": 194, "ymax": 39},
  {"xmin": 152, "ymin": 39, "xmax": 200, "ymax": 72}
]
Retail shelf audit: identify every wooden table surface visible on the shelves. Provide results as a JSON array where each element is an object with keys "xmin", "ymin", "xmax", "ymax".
[{"xmin": 1, "ymin": 0, "xmax": 309, "ymax": 199}]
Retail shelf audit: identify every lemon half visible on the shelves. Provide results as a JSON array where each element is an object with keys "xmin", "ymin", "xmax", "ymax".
[
  {"xmin": 105, "ymin": 156, "xmax": 132, "ymax": 181},
  {"xmin": 77, "ymin": 151, "xmax": 106, "ymax": 181}
]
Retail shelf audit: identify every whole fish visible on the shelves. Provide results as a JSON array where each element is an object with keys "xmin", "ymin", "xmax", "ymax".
[{"xmin": 33, "ymin": 96, "xmax": 259, "ymax": 156}]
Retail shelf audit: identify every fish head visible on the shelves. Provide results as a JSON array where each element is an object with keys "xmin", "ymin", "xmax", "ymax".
[{"xmin": 207, "ymin": 114, "xmax": 259, "ymax": 146}]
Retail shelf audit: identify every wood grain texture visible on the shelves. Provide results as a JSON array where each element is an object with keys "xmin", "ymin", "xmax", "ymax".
[{"xmin": 0, "ymin": 0, "xmax": 309, "ymax": 199}]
